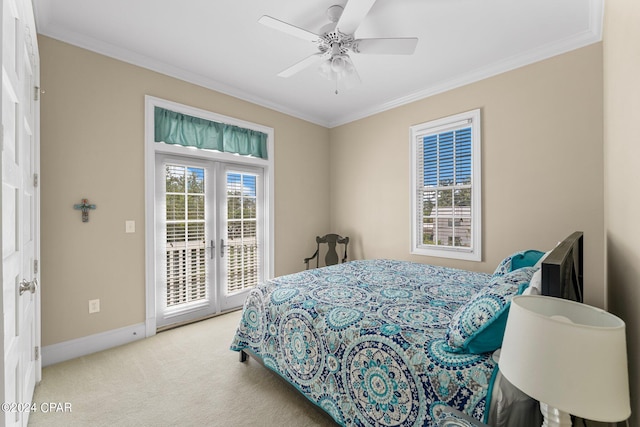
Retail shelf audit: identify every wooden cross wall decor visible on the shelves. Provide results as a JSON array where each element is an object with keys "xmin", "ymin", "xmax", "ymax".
[{"xmin": 73, "ymin": 199, "xmax": 96, "ymax": 222}]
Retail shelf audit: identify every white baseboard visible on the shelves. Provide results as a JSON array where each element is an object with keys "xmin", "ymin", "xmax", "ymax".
[{"xmin": 42, "ymin": 323, "xmax": 146, "ymax": 367}]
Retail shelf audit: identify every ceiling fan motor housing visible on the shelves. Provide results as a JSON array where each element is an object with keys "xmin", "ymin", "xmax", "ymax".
[{"xmin": 318, "ymin": 30, "xmax": 353, "ymax": 58}]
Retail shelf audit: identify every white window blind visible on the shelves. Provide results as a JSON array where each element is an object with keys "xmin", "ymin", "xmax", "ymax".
[
  {"xmin": 165, "ymin": 164, "xmax": 207, "ymax": 307},
  {"xmin": 410, "ymin": 110, "xmax": 481, "ymax": 261},
  {"xmin": 226, "ymin": 172, "xmax": 259, "ymax": 293}
]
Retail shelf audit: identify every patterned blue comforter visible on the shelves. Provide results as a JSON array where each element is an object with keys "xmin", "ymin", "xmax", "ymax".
[{"xmin": 230, "ymin": 260, "xmax": 498, "ymax": 426}]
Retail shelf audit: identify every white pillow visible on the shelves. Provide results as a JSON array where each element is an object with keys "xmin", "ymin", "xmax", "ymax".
[{"xmin": 522, "ymin": 269, "xmax": 542, "ymax": 295}]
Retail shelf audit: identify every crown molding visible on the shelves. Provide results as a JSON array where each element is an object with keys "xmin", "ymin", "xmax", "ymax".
[
  {"xmin": 329, "ymin": 26, "xmax": 603, "ymax": 127},
  {"xmin": 36, "ymin": 26, "xmax": 332, "ymax": 128}
]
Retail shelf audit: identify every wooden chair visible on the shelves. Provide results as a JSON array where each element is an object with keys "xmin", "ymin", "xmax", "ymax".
[{"xmin": 304, "ymin": 234, "xmax": 349, "ymax": 270}]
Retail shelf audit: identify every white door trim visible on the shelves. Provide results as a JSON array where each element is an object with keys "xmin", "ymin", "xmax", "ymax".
[{"xmin": 143, "ymin": 96, "xmax": 274, "ymax": 337}]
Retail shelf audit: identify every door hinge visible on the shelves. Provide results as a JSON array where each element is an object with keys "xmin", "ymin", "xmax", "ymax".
[
  {"xmin": 34, "ymin": 259, "xmax": 39, "ymax": 274},
  {"xmin": 34, "ymin": 173, "xmax": 39, "ymax": 187},
  {"xmin": 34, "ymin": 346, "xmax": 40, "ymax": 361},
  {"xmin": 34, "ymin": 86, "xmax": 39, "ymax": 101}
]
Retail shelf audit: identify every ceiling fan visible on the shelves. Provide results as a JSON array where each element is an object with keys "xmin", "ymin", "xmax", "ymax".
[{"xmin": 259, "ymin": 0, "xmax": 418, "ymax": 93}]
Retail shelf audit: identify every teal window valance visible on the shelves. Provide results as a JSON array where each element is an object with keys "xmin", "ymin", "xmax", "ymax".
[{"xmin": 154, "ymin": 107, "xmax": 268, "ymax": 159}]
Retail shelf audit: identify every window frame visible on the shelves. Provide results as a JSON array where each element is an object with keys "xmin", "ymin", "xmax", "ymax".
[
  {"xmin": 144, "ymin": 96, "xmax": 274, "ymax": 336},
  {"xmin": 410, "ymin": 109, "xmax": 482, "ymax": 261}
]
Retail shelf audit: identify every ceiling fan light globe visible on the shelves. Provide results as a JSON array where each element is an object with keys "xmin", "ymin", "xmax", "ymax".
[
  {"xmin": 343, "ymin": 56, "xmax": 355, "ymax": 72},
  {"xmin": 318, "ymin": 59, "xmax": 336, "ymax": 81},
  {"xmin": 331, "ymin": 55, "xmax": 347, "ymax": 73}
]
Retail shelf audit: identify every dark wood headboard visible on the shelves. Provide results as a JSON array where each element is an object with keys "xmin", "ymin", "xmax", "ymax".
[{"xmin": 541, "ymin": 231, "xmax": 584, "ymax": 302}]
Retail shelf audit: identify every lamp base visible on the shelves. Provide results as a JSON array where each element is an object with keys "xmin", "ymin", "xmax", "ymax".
[{"xmin": 540, "ymin": 402, "xmax": 571, "ymax": 427}]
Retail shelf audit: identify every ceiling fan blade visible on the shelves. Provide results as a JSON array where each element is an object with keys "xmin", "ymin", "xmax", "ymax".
[
  {"xmin": 336, "ymin": 0, "xmax": 377, "ymax": 35},
  {"xmin": 352, "ymin": 38, "xmax": 419, "ymax": 55},
  {"xmin": 277, "ymin": 53, "xmax": 323, "ymax": 78},
  {"xmin": 258, "ymin": 15, "xmax": 319, "ymax": 42}
]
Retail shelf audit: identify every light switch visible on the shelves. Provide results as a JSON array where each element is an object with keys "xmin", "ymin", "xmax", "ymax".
[
  {"xmin": 89, "ymin": 299, "xmax": 100, "ymax": 314},
  {"xmin": 125, "ymin": 220, "xmax": 135, "ymax": 233}
]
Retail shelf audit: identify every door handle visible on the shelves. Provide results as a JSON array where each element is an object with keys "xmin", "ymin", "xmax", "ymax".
[
  {"xmin": 220, "ymin": 239, "xmax": 226, "ymax": 257},
  {"xmin": 19, "ymin": 278, "xmax": 38, "ymax": 296},
  {"xmin": 208, "ymin": 240, "xmax": 215, "ymax": 259}
]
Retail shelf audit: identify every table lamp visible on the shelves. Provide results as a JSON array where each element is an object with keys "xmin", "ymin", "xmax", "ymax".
[{"xmin": 499, "ymin": 295, "xmax": 631, "ymax": 427}]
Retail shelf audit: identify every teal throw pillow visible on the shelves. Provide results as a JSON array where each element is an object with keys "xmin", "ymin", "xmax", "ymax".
[
  {"xmin": 445, "ymin": 266, "xmax": 537, "ymax": 354},
  {"xmin": 492, "ymin": 250, "xmax": 545, "ymax": 278}
]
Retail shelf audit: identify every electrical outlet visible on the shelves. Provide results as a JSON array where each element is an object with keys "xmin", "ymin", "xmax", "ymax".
[
  {"xmin": 125, "ymin": 220, "xmax": 135, "ymax": 233},
  {"xmin": 89, "ymin": 299, "xmax": 100, "ymax": 314}
]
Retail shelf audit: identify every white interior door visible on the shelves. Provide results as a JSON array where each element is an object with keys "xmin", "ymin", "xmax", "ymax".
[{"xmin": 1, "ymin": 0, "xmax": 40, "ymax": 425}]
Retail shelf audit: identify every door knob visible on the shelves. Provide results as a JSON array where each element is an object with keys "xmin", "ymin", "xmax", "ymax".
[{"xmin": 19, "ymin": 278, "xmax": 38, "ymax": 295}]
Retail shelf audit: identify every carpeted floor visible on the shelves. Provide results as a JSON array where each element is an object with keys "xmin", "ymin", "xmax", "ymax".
[{"xmin": 29, "ymin": 310, "xmax": 337, "ymax": 426}]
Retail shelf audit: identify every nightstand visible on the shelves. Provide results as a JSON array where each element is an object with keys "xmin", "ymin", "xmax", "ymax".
[{"xmin": 436, "ymin": 407, "xmax": 491, "ymax": 427}]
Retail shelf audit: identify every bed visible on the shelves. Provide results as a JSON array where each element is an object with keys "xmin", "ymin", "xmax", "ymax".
[{"xmin": 230, "ymin": 232, "xmax": 584, "ymax": 426}]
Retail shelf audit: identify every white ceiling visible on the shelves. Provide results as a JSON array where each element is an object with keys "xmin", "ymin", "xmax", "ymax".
[{"xmin": 32, "ymin": 0, "xmax": 603, "ymax": 128}]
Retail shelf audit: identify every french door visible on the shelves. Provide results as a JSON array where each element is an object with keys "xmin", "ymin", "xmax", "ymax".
[{"xmin": 155, "ymin": 155, "xmax": 263, "ymax": 328}]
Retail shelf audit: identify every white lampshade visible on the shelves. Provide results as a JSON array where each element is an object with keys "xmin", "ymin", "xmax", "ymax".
[{"xmin": 499, "ymin": 295, "xmax": 631, "ymax": 423}]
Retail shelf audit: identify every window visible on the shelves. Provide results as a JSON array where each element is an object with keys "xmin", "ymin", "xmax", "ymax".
[
  {"xmin": 225, "ymin": 170, "xmax": 260, "ymax": 293},
  {"xmin": 410, "ymin": 109, "xmax": 481, "ymax": 261},
  {"xmin": 164, "ymin": 164, "xmax": 207, "ymax": 308}
]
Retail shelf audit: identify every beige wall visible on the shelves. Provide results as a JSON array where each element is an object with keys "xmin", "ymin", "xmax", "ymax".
[
  {"xmin": 39, "ymin": 36, "xmax": 330, "ymax": 346},
  {"xmin": 329, "ymin": 44, "xmax": 605, "ymax": 307},
  {"xmin": 604, "ymin": 0, "xmax": 640, "ymax": 422},
  {"xmin": 40, "ymin": 37, "xmax": 607, "ymax": 349}
]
